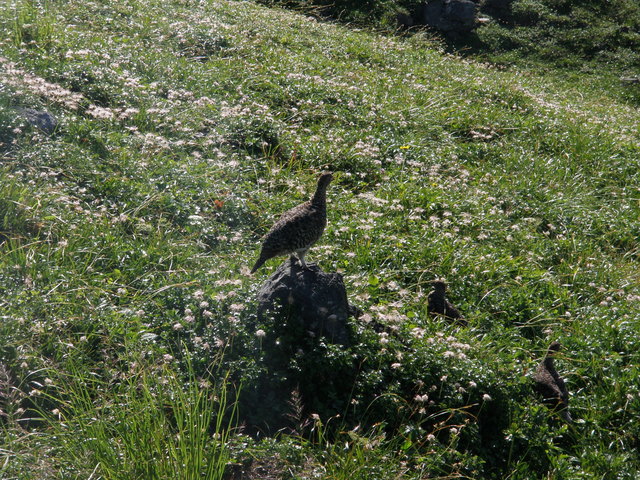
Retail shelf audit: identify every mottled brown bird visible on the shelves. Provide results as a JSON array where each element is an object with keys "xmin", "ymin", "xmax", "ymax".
[
  {"xmin": 533, "ymin": 341, "xmax": 572, "ymax": 422},
  {"xmin": 251, "ymin": 172, "xmax": 333, "ymax": 274},
  {"xmin": 427, "ymin": 280, "xmax": 464, "ymax": 322}
]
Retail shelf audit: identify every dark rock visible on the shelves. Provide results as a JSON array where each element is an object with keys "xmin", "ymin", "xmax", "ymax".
[
  {"xmin": 422, "ymin": 0, "xmax": 479, "ymax": 34},
  {"xmin": 480, "ymin": 0, "xmax": 514, "ymax": 19},
  {"xmin": 423, "ymin": 0, "xmax": 445, "ymax": 27},
  {"xmin": 256, "ymin": 257, "xmax": 354, "ymax": 346},
  {"xmin": 396, "ymin": 12, "xmax": 415, "ymax": 29},
  {"xmin": 18, "ymin": 108, "xmax": 58, "ymax": 134}
]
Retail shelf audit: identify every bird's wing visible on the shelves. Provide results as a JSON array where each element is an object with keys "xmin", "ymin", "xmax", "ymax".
[
  {"xmin": 272, "ymin": 202, "xmax": 315, "ymax": 226},
  {"xmin": 261, "ymin": 204, "xmax": 320, "ymax": 249},
  {"xmin": 534, "ymin": 371, "xmax": 564, "ymax": 398}
]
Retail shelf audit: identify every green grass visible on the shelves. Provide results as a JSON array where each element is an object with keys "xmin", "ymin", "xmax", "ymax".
[
  {"xmin": 0, "ymin": 0, "xmax": 639, "ymax": 478},
  {"xmin": 261, "ymin": 0, "xmax": 640, "ymax": 108},
  {"xmin": 41, "ymin": 356, "xmax": 236, "ymax": 480},
  {"xmin": 260, "ymin": 0, "xmax": 640, "ymax": 75}
]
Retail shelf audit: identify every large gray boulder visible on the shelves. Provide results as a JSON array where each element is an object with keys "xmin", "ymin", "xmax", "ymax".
[
  {"xmin": 422, "ymin": 0, "xmax": 479, "ymax": 34},
  {"xmin": 256, "ymin": 258, "xmax": 358, "ymax": 346}
]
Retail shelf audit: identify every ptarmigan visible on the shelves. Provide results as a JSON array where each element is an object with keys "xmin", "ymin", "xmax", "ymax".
[
  {"xmin": 533, "ymin": 341, "xmax": 572, "ymax": 422},
  {"xmin": 251, "ymin": 172, "xmax": 333, "ymax": 274},
  {"xmin": 427, "ymin": 280, "xmax": 464, "ymax": 322}
]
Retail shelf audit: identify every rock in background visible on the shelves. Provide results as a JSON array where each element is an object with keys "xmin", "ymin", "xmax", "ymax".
[
  {"xmin": 397, "ymin": 0, "xmax": 516, "ymax": 35},
  {"xmin": 422, "ymin": 0, "xmax": 479, "ymax": 35}
]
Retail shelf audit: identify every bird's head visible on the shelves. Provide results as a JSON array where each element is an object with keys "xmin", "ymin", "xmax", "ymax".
[
  {"xmin": 318, "ymin": 171, "xmax": 334, "ymax": 186},
  {"xmin": 431, "ymin": 280, "xmax": 447, "ymax": 292},
  {"xmin": 547, "ymin": 341, "xmax": 562, "ymax": 356}
]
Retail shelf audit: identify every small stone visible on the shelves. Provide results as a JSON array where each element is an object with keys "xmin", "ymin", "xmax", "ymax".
[{"xmin": 18, "ymin": 108, "xmax": 58, "ymax": 134}]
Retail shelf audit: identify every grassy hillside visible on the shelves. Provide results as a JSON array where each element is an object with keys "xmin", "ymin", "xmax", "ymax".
[
  {"xmin": 260, "ymin": 0, "xmax": 640, "ymax": 72},
  {"xmin": 1, "ymin": 0, "xmax": 639, "ymax": 478},
  {"xmin": 477, "ymin": 0, "xmax": 640, "ymax": 70},
  {"xmin": 262, "ymin": 0, "xmax": 640, "ymax": 106}
]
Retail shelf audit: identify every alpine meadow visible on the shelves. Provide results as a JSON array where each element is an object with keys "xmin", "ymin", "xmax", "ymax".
[{"xmin": 1, "ymin": 0, "xmax": 640, "ymax": 478}]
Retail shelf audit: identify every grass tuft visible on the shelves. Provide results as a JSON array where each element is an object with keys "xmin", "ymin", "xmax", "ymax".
[{"xmin": 43, "ymin": 356, "xmax": 237, "ymax": 479}]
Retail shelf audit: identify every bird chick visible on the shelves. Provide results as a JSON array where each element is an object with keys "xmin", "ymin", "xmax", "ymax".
[
  {"xmin": 533, "ymin": 341, "xmax": 572, "ymax": 422},
  {"xmin": 427, "ymin": 280, "xmax": 464, "ymax": 323},
  {"xmin": 251, "ymin": 172, "xmax": 333, "ymax": 274}
]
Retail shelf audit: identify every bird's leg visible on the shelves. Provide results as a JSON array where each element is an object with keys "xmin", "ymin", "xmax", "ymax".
[{"xmin": 295, "ymin": 249, "xmax": 309, "ymax": 269}]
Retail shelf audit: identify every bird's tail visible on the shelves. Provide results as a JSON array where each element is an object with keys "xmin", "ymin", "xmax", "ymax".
[
  {"xmin": 560, "ymin": 408, "xmax": 573, "ymax": 423},
  {"xmin": 250, "ymin": 254, "xmax": 267, "ymax": 274}
]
